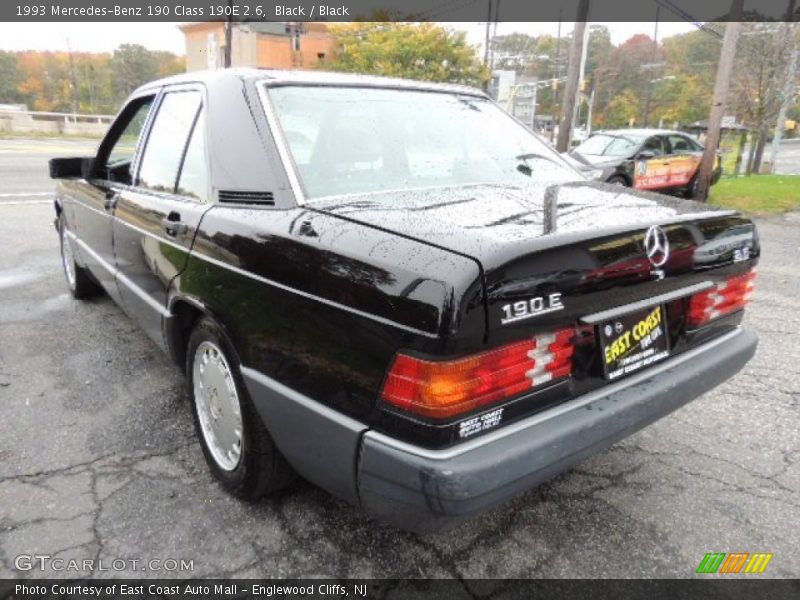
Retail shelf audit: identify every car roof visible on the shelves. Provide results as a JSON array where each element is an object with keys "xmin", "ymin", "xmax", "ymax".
[
  {"xmin": 133, "ymin": 67, "xmax": 488, "ymax": 98},
  {"xmin": 592, "ymin": 128, "xmax": 689, "ymax": 137}
]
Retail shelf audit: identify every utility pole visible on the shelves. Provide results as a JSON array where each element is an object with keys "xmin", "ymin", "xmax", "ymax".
[
  {"xmin": 483, "ymin": 0, "xmax": 493, "ymax": 67},
  {"xmin": 66, "ymin": 37, "xmax": 79, "ymax": 116},
  {"xmin": 482, "ymin": 0, "xmax": 494, "ymax": 91},
  {"xmin": 642, "ymin": 6, "xmax": 660, "ymax": 127},
  {"xmin": 489, "ymin": 0, "xmax": 501, "ymax": 70},
  {"xmin": 586, "ymin": 88, "xmax": 595, "ymax": 136},
  {"xmin": 223, "ymin": 0, "xmax": 233, "ymax": 68},
  {"xmin": 550, "ymin": 11, "xmax": 563, "ymax": 143},
  {"xmin": 571, "ymin": 19, "xmax": 591, "ymax": 136},
  {"xmin": 694, "ymin": 0, "xmax": 743, "ymax": 201},
  {"xmin": 556, "ymin": 0, "xmax": 590, "ymax": 153},
  {"xmin": 769, "ymin": 13, "xmax": 798, "ymax": 170}
]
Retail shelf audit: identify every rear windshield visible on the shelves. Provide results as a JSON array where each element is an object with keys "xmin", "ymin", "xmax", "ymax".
[
  {"xmin": 266, "ymin": 85, "xmax": 581, "ymax": 199},
  {"xmin": 574, "ymin": 133, "xmax": 645, "ymax": 157}
]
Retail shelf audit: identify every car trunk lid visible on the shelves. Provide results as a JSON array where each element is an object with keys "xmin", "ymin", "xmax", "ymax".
[{"xmin": 312, "ymin": 179, "xmax": 758, "ymax": 352}]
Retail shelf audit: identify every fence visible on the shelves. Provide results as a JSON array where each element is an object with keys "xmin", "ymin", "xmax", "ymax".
[{"xmin": 0, "ymin": 109, "xmax": 114, "ymax": 136}]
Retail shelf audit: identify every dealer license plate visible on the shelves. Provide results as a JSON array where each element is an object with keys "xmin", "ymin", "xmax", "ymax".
[{"xmin": 599, "ymin": 305, "xmax": 670, "ymax": 380}]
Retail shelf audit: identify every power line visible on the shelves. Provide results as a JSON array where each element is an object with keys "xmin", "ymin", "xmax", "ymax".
[
  {"xmin": 653, "ymin": 0, "xmax": 723, "ymax": 40},
  {"xmin": 416, "ymin": 0, "xmax": 480, "ymax": 21}
]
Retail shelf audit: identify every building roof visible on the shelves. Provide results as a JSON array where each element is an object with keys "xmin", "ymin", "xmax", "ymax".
[{"xmin": 134, "ymin": 67, "xmax": 487, "ymax": 98}]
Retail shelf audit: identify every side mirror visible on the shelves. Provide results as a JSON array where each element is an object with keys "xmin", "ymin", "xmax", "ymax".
[
  {"xmin": 636, "ymin": 150, "xmax": 655, "ymax": 160},
  {"xmin": 49, "ymin": 157, "xmax": 94, "ymax": 179}
]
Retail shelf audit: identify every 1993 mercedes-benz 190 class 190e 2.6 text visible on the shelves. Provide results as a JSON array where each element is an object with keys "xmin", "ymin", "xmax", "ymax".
[{"xmin": 49, "ymin": 69, "xmax": 758, "ymax": 533}]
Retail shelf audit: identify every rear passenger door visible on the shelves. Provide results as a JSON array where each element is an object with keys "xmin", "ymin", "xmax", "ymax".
[
  {"xmin": 664, "ymin": 134, "xmax": 701, "ymax": 188},
  {"xmin": 112, "ymin": 86, "xmax": 212, "ymax": 348},
  {"xmin": 633, "ymin": 136, "xmax": 669, "ymax": 190}
]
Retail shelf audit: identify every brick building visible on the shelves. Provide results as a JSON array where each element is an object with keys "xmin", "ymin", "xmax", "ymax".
[{"xmin": 179, "ymin": 22, "xmax": 336, "ymax": 71}]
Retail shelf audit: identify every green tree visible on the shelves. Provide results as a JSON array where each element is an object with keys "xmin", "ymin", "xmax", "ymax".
[
  {"xmin": 0, "ymin": 51, "xmax": 25, "ymax": 104},
  {"xmin": 327, "ymin": 22, "xmax": 488, "ymax": 87},
  {"xmin": 602, "ymin": 89, "xmax": 640, "ymax": 128},
  {"xmin": 655, "ymin": 74, "xmax": 709, "ymax": 126},
  {"xmin": 662, "ymin": 28, "xmax": 720, "ymax": 78},
  {"xmin": 110, "ymin": 44, "xmax": 183, "ymax": 100},
  {"xmin": 585, "ymin": 25, "xmax": 613, "ymax": 78}
]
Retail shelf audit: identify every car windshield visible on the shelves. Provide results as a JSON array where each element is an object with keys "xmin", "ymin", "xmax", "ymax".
[
  {"xmin": 574, "ymin": 133, "xmax": 645, "ymax": 157},
  {"xmin": 267, "ymin": 85, "xmax": 581, "ymax": 199}
]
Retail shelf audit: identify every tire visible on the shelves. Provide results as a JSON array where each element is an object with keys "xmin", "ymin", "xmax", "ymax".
[
  {"xmin": 683, "ymin": 175, "xmax": 708, "ymax": 200},
  {"xmin": 606, "ymin": 175, "xmax": 628, "ymax": 187},
  {"xmin": 59, "ymin": 220, "xmax": 101, "ymax": 299},
  {"xmin": 187, "ymin": 317, "xmax": 295, "ymax": 498}
]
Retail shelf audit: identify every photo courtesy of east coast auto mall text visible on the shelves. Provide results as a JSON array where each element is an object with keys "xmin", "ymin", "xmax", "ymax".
[{"xmin": 0, "ymin": 0, "xmax": 798, "ymax": 598}]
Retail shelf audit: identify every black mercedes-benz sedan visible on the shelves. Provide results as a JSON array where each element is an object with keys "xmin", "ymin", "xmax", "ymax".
[
  {"xmin": 50, "ymin": 69, "xmax": 758, "ymax": 533},
  {"xmin": 566, "ymin": 128, "xmax": 723, "ymax": 198}
]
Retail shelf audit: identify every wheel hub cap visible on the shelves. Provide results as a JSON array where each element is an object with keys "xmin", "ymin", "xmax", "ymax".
[
  {"xmin": 61, "ymin": 233, "xmax": 76, "ymax": 289},
  {"xmin": 193, "ymin": 341, "xmax": 243, "ymax": 471}
]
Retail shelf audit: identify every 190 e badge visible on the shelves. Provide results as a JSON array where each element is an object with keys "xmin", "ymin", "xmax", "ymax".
[{"xmin": 500, "ymin": 293, "xmax": 564, "ymax": 325}]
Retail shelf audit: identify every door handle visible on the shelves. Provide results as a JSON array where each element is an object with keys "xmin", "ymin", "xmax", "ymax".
[{"xmin": 162, "ymin": 213, "xmax": 188, "ymax": 237}]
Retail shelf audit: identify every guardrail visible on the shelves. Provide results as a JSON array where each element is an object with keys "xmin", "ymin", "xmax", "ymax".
[
  {"xmin": 0, "ymin": 109, "xmax": 114, "ymax": 123},
  {"xmin": 0, "ymin": 109, "xmax": 114, "ymax": 135}
]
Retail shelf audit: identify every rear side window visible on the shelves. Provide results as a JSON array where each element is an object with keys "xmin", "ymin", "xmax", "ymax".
[
  {"xmin": 668, "ymin": 135, "xmax": 698, "ymax": 153},
  {"xmin": 642, "ymin": 136, "xmax": 666, "ymax": 156},
  {"xmin": 176, "ymin": 108, "xmax": 208, "ymax": 202},
  {"xmin": 138, "ymin": 91, "xmax": 202, "ymax": 193}
]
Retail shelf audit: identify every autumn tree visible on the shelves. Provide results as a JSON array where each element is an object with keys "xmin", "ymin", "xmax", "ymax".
[
  {"xmin": 655, "ymin": 74, "xmax": 710, "ymax": 126},
  {"xmin": 3, "ymin": 45, "xmax": 184, "ymax": 114},
  {"xmin": 663, "ymin": 27, "xmax": 721, "ymax": 78},
  {"xmin": 326, "ymin": 22, "xmax": 488, "ymax": 87},
  {"xmin": 602, "ymin": 89, "xmax": 640, "ymax": 128}
]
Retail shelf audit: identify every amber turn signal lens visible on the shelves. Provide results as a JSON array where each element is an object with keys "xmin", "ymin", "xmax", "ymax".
[{"xmin": 380, "ymin": 329, "xmax": 575, "ymax": 419}]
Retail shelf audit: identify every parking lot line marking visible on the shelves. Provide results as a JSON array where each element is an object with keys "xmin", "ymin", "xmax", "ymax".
[
  {"xmin": 0, "ymin": 192, "xmax": 51, "ymax": 197},
  {"xmin": 0, "ymin": 200, "xmax": 50, "ymax": 206}
]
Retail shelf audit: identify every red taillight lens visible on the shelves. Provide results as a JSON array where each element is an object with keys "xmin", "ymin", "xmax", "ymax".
[
  {"xmin": 687, "ymin": 270, "xmax": 756, "ymax": 327},
  {"xmin": 380, "ymin": 329, "xmax": 575, "ymax": 419}
]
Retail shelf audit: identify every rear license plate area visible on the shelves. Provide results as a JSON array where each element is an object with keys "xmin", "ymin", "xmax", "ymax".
[{"xmin": 599, "ymin": 305, "xmax": 670, "ymax": 380}]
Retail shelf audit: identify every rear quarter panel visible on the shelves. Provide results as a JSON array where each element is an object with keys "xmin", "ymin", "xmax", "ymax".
[{"xmin": 170, "ymin": 205, "xmax": 484, "ymax": 422}]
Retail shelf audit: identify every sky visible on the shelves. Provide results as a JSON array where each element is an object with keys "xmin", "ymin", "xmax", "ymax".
[{"xmin": 0, "ymin": 21, "xmax": 696, "ymax": 56}]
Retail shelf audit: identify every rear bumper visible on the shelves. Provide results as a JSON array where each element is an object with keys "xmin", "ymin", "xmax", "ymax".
[
  {"xmin": 357, "ymin": 327, "xmax": 757, "ymax": 532},
  {"xmin": 243, "ymin": 327, "xmax": 757, "ymax": 534}
]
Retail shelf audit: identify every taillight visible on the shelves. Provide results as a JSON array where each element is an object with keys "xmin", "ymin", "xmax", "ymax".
[
  {"xmin": 380, "ymin": 329, "xmax": 575, "ymax": 419},
  {"xmin": 687, "ymin": 270, "xmax": 756, "ymax": 327}
]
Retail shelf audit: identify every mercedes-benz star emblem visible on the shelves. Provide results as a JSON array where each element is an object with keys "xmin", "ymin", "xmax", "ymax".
[{"xmin": 644, "ymin": 225, "xmax": 669, "ymax": 267}]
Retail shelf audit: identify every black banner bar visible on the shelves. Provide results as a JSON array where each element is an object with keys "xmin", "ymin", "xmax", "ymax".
[
  {"xmin": 2, "ymin": 0, "xmax": 799, "ymax": 22},
  {"xmin": 3, "ymin": 579, "xmax": 800, "ymax": 600}
]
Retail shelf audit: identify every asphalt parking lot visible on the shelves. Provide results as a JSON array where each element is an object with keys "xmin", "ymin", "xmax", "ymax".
[{"xmin": 1, "ymin": 138, "xmax": 798, "ymax": 580}]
